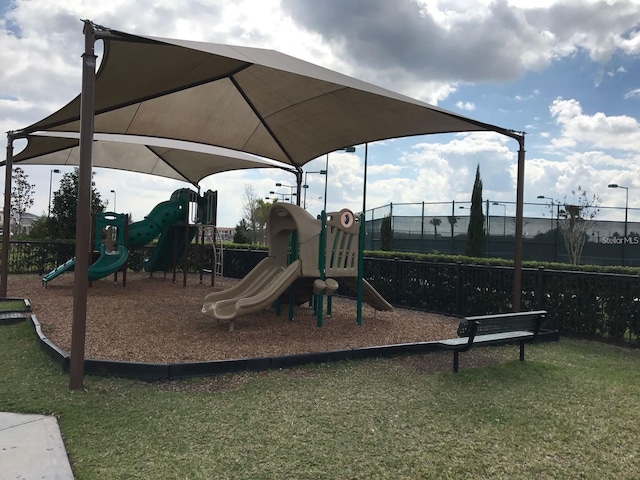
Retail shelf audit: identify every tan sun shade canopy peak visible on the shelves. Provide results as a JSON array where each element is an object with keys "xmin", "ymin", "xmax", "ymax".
[{"xmin": 14, "ymin": 23, "xmax": 516, "ymax": 170}]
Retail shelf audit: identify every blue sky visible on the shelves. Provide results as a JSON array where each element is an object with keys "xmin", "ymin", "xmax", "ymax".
[{"xmin": 1, "ymin": 0, "xmax": 639, "ymax": 228}]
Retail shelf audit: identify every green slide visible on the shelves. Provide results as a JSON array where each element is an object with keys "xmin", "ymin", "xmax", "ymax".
[
  {"xmin": 42, "ymin": 257, "xmax": 76, "ymax": 286},
  {"xmin": 42, "ymin": 197, "xmax": 188, "ymax": 285},
  {"xmin": 88, "ymin": 244, "xmax": 129, "ymax": 281},
  {"xmin": 127, "ymin": 199, "xmax": 187, "ymax": 249},
  {"xmin": 141, "ymin": 224, "xmax": 198, "ymax": 272},
  {"xmin": 126, "ymin": 198, "xmax": 190, "ymax": 272}
]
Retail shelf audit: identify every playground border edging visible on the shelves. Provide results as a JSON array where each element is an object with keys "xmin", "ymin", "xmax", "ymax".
[
  {"xmin": 24, "ymin": 313, "xmax": 560, "ymax": 381},
  {"xmin": 0, "ymin": 298, "xmax": 32, "ymax": 325}
]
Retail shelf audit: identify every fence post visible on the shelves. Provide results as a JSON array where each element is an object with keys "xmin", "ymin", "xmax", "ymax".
[
  {"xmin": 455, "ymin": 261, "xmax": 463, "ymax": 315},
  {"xmin": 536, "ymin": 266, "xmax": 545, "ymax": 311},
  {"xmin": 393, "ymin": 257, "xmax": 400, "ymax": 305},
  {"xmin": 421, "ymin": 202, "xmax": 425, "ymax": 253}
]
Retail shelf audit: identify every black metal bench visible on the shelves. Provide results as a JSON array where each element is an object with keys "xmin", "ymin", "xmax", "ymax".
[{"xmin": 438, "ymin": 310, "xmax": 546, "ymax": 372}]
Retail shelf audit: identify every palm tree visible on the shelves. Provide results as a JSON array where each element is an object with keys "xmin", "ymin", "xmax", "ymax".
[{"xmin": 429, "ymin": 218, "xmax": 442, "ymax": 237}]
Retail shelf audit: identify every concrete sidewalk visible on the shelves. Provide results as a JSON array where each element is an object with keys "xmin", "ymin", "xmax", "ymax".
[{"xmin": 0, "ymin": 412, "xmax": 74, "ymax": 479}]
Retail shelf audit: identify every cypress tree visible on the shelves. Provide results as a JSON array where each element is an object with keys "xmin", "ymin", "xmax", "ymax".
[
  {"xmin": 465, "ymin": 165, "xmax": 485, "ymax": 257},
  {"xmin": 380, "ymin": 215, "xmax": 393, "ymax": 251}
]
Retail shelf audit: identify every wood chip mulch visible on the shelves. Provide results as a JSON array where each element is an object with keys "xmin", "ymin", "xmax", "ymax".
[{"xmin": 7, "ymin": 272, "xmax": 466, "ymax": 364}]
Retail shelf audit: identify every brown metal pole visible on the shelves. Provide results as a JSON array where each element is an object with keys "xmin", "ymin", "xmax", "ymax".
[
  {"xmin": 512, "ymin": 135, "xmax": 526, "ymax": 312},
  {"xmin": 69, "ymin": 21, "xmax": 97, "ymax": 390},
  {"xmin": 295, "ymin": 167, "xmax": 303, "ymax": 206},
  {"xmin": 1, "ymin": 134, "xmax": 14, "ymax": 297}
]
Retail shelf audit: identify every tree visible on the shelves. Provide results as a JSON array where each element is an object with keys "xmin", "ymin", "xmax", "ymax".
[
  {"xmin": 557, "ymin": 186, "xmax": 600, "ymax": 265},
  {"xmin": 10, "ymin": 167, "xmax": 35, "ymax": 236},
  {"xmin": 239, "ymin": 185, "xmax": 272, "ymax": 245},
  {"xmin": 253, "ymin": 198, "xmax": 272, "ymax": 245},
  {"xmin": 429, "ymin": 218, "xmax": 441, "ymax": 237},
  {"xmin": 380, "ymin": 215, "xmax": 393, "ymax": 251},
  {"xmin": 447, "ymin": 215, "xmax": 458, "ymax": 237},
  {"xmin": 28, "ymin": 215, "xmax": 56, "ymax": 239},
  {"xmin": 50, "ymin": 168, "xmax": 106, "ymax": 239},
  {"xmin": 465, "ymin": 165, "xmax": 485, "ymax": 257},
  {"xmin": 233, "ymin": 219, "xmax": 250, "ymax": 244}
]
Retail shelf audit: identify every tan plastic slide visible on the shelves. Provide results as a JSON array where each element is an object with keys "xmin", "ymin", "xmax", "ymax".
[
  {"xmin": 342, "ymin": 278, "xmax": 393, "ymax": 312},
  {"xmin": 201, "ymin": 257, "xmax": 302, "ymax": 329}
]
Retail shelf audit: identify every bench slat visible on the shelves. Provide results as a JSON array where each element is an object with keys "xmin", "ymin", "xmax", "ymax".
[{"xmin": 439, "ymin": 331, "xmax": 533, "ymax": 347}]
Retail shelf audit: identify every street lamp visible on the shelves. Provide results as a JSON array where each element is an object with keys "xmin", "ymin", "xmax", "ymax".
[
  {"xmin": 492, "ymin": 202, "xmax": 507, "ymax": 235},
  {"xmin": 275, "ymin": 183, "xmax": 296, "ymax": 204},
  {"xmin": 302, "ymin": 170, "xmax": 327, "ymax": 208},
  {"xmin": 608, "ymin": 183, "xmax": 629, "ymax": 265},
  {"xmin": 268, "ymin": 191, "xmax": 289, "ymax": 202},
  {"xmin": 110, "ymin": 189, "xmax": 117, "ymax": 212},
  {"xmin": 536, "ymin": 195, "xmax": 557, "ymax": 225},
  {"xmin": 537, "ymin": 195, "xmax": 559, "ymax": 262},
  {"xmin": 322, "ymin": 146, "xmax": 356, "ymax": 213},
  {"xmin": 48, "ymin": 169, "xmax": 61, "ymax": 217}
]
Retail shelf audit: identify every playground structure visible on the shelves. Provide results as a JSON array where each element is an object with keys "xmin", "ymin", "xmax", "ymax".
[
  {"xmin": 202, "ymin": 202, "xmax": 392, "ymax": 331},
  {"xmin": 42, "ymin": 188, "xmax": 220, "ymax": 286}
]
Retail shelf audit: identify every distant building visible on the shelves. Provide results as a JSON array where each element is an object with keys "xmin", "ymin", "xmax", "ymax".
[
  {"xmin": 0, "ymin": 210, "xmax": 40, "ymax": 235},
  {"xmin": 216, "ymin": 227, "xmax": 236, "ymax": 242}
]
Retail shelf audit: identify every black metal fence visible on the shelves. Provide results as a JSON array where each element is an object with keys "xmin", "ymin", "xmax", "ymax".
[{"xmin": 3, "ymin": 242, "xmax": 639, "ymax": 346}]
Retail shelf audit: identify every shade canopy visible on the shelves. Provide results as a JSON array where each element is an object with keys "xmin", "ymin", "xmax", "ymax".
[
  {"xmin": 8, "ymin": 132, "xmax": 293, "ymax": 185},
  {"xmin": 10, "ymin": 22, "xmax": 516, "ymax": 171}
]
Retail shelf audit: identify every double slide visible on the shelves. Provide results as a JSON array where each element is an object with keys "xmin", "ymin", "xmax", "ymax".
[
  {"xmin": 201, "ymin": 256, "xmax": 393, "ymax": 324},
  {"xmin": 202, "ymin": 257, "xmax": 302, "ymax": 322}
]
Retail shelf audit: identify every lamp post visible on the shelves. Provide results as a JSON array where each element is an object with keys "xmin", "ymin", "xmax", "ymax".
[
  {"xmin": 110, "ymin": 189, "xmax": 116, "ymax": 212},
  {"xmin": 275, "ymin": 182, "xmax": 296, "ymax": 204},
  {"xmin": 537, "ymin": 195, "xmax": 559, "ymax": 262},
  {"xmin": 608, "ymin": 183, "xmax": 629, "ymax": 265},
  {"xmin": 268, "ymin": 191, "xmax": 289, "ymax": 202},
  {"xmin": 48, "ymin": 169, "xmax": 61, "ymax": 217},
  {"xmin": 536, "ymin": 195, "xmax": 556, "ymax": 226},
  {"xmin": 323, "ymin": 146, "xmax": 355, "ymax": 214},
  {"xmin": 302, "ymin": 170, "xmax": 327, "ymax": 209},
  {"xmin": 492, "ymin": 202, "xmax": 507, "ymax": 235}
]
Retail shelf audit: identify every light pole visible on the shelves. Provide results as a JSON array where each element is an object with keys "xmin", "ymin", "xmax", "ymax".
[
  {"xmin": 48, "ymin": 169, "xmax": 61, "ymax": 216},
  {"xmin": 608, "ymin": 183, "xmax": 629, "ymax": 265},
  {"xmin": 268, "ymin": 191, "xmax": 289, "ymax": 202},
  {"xmin": 110, "ymin": 189, "xmax": 117, "ymax": 212},
  {"xmin": 492, "ymin": 202, "xmax": 507, "ymax": 235},
  {"xmin": 537, "ymin": 195, "xmax": 556, "ymax": 226},
  {"xmin": 537, "ymin": 195, "xmax": 559, "ymax": 262},
  {"xmin": 302, "ymin": 170, "xmax": 327, "ymax": 209},
  {"xmin": 275, "ymin": 183, "xmax": 296, "ymax": 204}
]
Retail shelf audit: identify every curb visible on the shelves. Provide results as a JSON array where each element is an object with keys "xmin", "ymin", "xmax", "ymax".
[{"xmin": 22, "ymin": 313, "xmax": 560, "ymax": 381}]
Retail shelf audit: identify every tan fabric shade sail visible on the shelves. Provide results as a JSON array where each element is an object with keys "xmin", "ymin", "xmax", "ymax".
[
  {"xmin": 9, "ymin": 132, "xmax": 293, "ymax": 185},
  {"xmin": 10, "ymin": 23, "xmax": 518, "ymax": 168}
]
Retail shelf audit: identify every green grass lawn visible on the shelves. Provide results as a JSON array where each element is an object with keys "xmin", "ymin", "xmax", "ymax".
[
  {"xmin": 2, "ymin": 321, "xmax": 639, "ymax": 480},
  {"xmin": 0, "ymin": 299, "xmax": 28, "ymax": 311}
]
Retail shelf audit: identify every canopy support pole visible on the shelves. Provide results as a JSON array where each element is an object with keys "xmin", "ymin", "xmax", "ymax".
[
  {"xmin": 356, "ymin": 143, "xmax": 369, "ymax": 326},
  {"xmin": 69, "ymin": 20, "xmax": 98, "ymax": 390},
  {"xmin": 512, "ymin": 134, "xmax": 526, "ymax": 312},
  {"xmin": 0, "ymin": 133, "xmax": 15, "ymax": 297}
]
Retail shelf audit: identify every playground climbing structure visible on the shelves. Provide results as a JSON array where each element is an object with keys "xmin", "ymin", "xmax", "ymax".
[{"xmin": 202, "ymin": 202, "xmax": 392, "ymax": 331}]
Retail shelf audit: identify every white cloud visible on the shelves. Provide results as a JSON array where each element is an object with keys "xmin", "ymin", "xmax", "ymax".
[
  {"xmin": 549, "ymin": 97, "xmax": 640, "ymax": 151},
  {"xmin": 455, "ymin": 101, "xmax": 476, "ymax": 111},
  {"xmin": 624, "ymin": 88, "xmax": 640, "ymax": 99}
]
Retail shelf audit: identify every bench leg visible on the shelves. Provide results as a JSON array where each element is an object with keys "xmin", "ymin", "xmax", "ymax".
[
  {"xmin": 453, "ymin": 351, "xmax": 459, "ymax": 373},
  {"xmin": 519, "ymin": 341, "xmax": 525, "ymax": 362}
]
